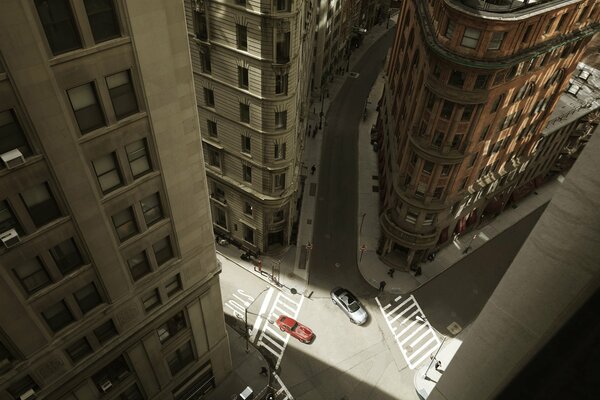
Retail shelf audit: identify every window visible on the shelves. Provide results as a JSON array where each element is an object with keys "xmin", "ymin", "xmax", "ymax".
[
  {"xmin": 112, "ymin": 207, "xmax": 138, "ymax": 242},
  {"xmin": 275, "ymin": 172, "xmax": 285, "ymax": 189},
  {"xmin": 274, "ymin": 142, "xmax": 286, "ymax": 160},
  {"xmin": 423, "ymin": 161, "xmax": 434, "ymax": 175},
  {"xmin": 84, "ymin": 0, "xmax": 120, "ymax": 43},
  {"xmin": 214, "ymin": 206, "xmax": 227, "ymax": 228},
  {"xmin": 461, "ymin": 28, "xmax": 480, "ymax": 49},
  {"xmin": 244, "ymin": 201, "xmax": 253, "ymax": 216},
  {"xmin": 50, "ymin": 238, "xmax": 84, "ymax": 275},
  {"xmin": 276, "ymin": 31, "xmax": 290, "ymax": 63},
  {"xmin": 238, "ymin": 66, "xmax": 249, "ymax": 89},
  {"xmin": 275, "ymin": 111, "xmax": 287, "ymax": 128},
  {"xmin": 106, "ymin": 71, "xmax": 138, "ymax": 119},
  {"xmin": 461, "ymin": 105, "xmax": 474, "ymax": 121},
  {"xmin": 276, "ymin": 0, "xmax": 291, "ymax": 11},
  {"xmin": 441, "ymin": 165, "xmax": 451, "ymax": 177},
  {"xmin": 74, "ymin": 283, "xmax": 102, "ymax": 314},
  {"xmin": 567, "ymin": 83, "xmax": 581, "ymax": 96},
  {"xmin": 423, "ymin": 214, "xmax": 435, "ymax": 226},
  {"xmin": 0, "ymin": 109, "xmax": 32, "ymax": 159},
  {"xmin": 405, "ymin": 211, "xmax": 418, "ymax": 224},
  {"xmin": 142, "ymin": 288, "xmax": 161, "ymax": 312},
  {"xmin": 459, "ymin": 177, "xmax": 468, "ymax": 190},
  {"xmin": 432, "ymin": 131, "xmax": 444, "ymax": 148},
  {"xmin": 522, "ymin": 25, "xmax": 532, "ymax": 43},
  {"xmin": 127, "ymin": 252, "xmax": 150, "ymax": 281},
  {"xmin": 448, "ymin": 70, "xmax": 466, "ymax": 87},
  {"xmin": 92, "ymin": 153, "xmax": 123, "ymax": 193},
  {"xmin": 165, "ymin": 274, "xmax": 182, "ymax": 297},
  {"xmin": 126, "ymin": 139, "xmax": 152, "ymax": 178},
  {"xmin": 441, "ymin": 101, "xmax": 454, "ymax": 119},
  {"xmin": 578, "ymin": 6, "xmax": 590, "ymax": 23},
  {"xmin": 153, "ymin": 237, "xmax": 174, "ymax": 266},
  {"xmin": 556, "ymin": 14, "xmax": 568, "ymax": 32},
  {"xmin": 94, "ymin": 320, "xmax": 118, "ymax": 343},
  {"xmin": 200, "ymin": 47, "xmax": 212, "ymax": 73},
  {"xmin": 451, "ymin": 134, "xmax": 464, "ymax": 149},
  {"xmin": 167, "ymin": 341, "xmax": 195, "ymax": 376},
  {"xmin": 544, "ymin": 17, "xmax": 556, "ymax": 34},
  {"xmin": 6, "ymin": 375, "xmax": 40, "ymax": 399},
  {"xmin": 0, "ymin": 200, "xmax": 22, "ymax": 235},
  {"xmin": 204, "ymin": 88, "xmax": 215, "ymax": 107},
  {"xmin": 426, "ymin": 92, "xmax": 435, "ymax": 110},
  {"xmin": 243, "ymin": 165, "xmax": 252, "ymax": 182},
  {"xmin": 273, "ymin": 210, "xmax": 284, "ymax": 223},
  {"xmin": 488, "ymin": 32, "xmax": 505, "ymax": 50},
  {"xmin": 235, "ymin": 0, "xmax": 247, "ymax": 5},
  {"xmin": 157, "ymin": 311, "xmax": 186, "ymax": 343},
  {"xmin": 141, "ymin": 193, "xmax": 163, "ymax": 226},
  {"xmin": 479, "ymin": 125, "xmax": 490, "ymax": 141},
  {"xmin": 444, "ymin": 20, "xmax": 455, "ymax": 39},
  {"xmin": 469, "ymin": 152, "xmax": 478, "ymax": 167},
  {"xmin": 13, "ymin": 257, "xmax": 51, "ymax": 294},
  {"xmin": 207, "ymin": 147, "xmax": 221, "ymax": 169},
  {"xmin": 236, "ymin": 24, "xmax": 247, "ymax": 50},
  {"xmin": 415, "ymin": 183, "xmax": 426, "ymax": 198},
  {"xmin": 66, "ymin": 337, "xmax": 93, "ymax": 363},
  {"xmin": 433, "ymin": 187, "xmax": 444, "ymax": 199},
  {"xmin": 207, "ymin": 120, "xmax": 218, "ymax": 137},
  {"xmin": 241, "ymin": 135, "xmax": 251, "ymax": 153},
  {"xmin": 243, "ymin": 225, "xmax": 254, "ymax": 244},
  {"xmin": 275, "ymin": 73, "xmax": 288, "ymax": 94},
  {"xmin": 491, "ymin": 94, "xmax": 503, "ymax": 112},
  {"xmin": 21, "ymin": 183, "xmax": 62, "ymax": 227},
  {"xmin": 240, "ymin": 103, "xmax": 250, "ymax": 123},
  {"xmin": 194, "ymin": 5, "xmax": 208, "ymax": 40},
  {"xmin": 474, "ymin": 75, "xmax": 490, "ymax": 89},
  {"xmin": 42, "ymin": 300, "xmax": 74, "ymax": 332},
  {"xmin": 92, "ymin": 356, "xmax": 130, "ymax": 393},
  {"xmin": 67, "ymin": 83, "xmax": 105, "ymax": 133},
  {"xmin": 34, "ymin": 0, "xmax": 81, "ymax": 55}
]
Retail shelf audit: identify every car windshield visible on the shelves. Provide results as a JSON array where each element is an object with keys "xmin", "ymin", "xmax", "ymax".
[
  {"xmin": 348, "ymin": 301, "xmax": 360, "ymax": 312},
  {"xmin": 291, "ymin": 322, "xmax": 298, "ymax": 330}
]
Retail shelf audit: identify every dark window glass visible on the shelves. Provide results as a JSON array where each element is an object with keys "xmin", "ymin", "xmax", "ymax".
[
  {"xmin": 126, "ymin": 139, "xmax": 152, "ymax": 178},
  {"xmin": 106, "ymin": 71, "xmax": 138, "ymax": 119},
  {"xmin": 238, "ymin": 66, "xmax": 249, "ymax": 89},
  {"xmin": 142, "ymin": 288, "xmax": 161, "ymax": 311},
  {"xmin": 74, "ymin": 283, "xmax": 102, "ymax": 313},
  {"xmin": 241, "ymin": 135, "xmax": 251, "ymax": 153},
  {"xmin": 474, "ymin": 74, "xmax": 488, "ymax": 89},
  {"xmin": 21, "ymin": 183, "xmax": 62, "ymax": 227},
  {"xmin": 207, "ymin": 120, "xmax": 218, "ymax": 137},
  {"xmin": 153, "ymin": 237, "xmax": 174, "ymax": 266},
  {"xmin": 34, "ymin": 0, "xmax": 82, "ymax": 55},
  {"xmin": 448, "ymin": 70, "xmax": 466, "ymax": 87},
  {"xmin": 92, "ymin": 356, "xmax": 130, "ymax": 393},
  {"xmin": 0, "ymin": 110, "xmax": 32, "ymax": 160},
  {"xmin": 422, "ymin": 161, "xmax": 433, "ymax": 175},
  {"xmin": 94, "ymin": 320, "xmax": 118, "ymax": 343},
  {"xmin": 66, "ymin": 337, "xmax": 93, "ymax": 362},
  {"xmin": 13, "ymin": 257, "xmax": 52, "ymax": 294},
  {"xmin": 275, "ymin": 111, "xmax": 287, "ymax": 129},
  {"xmin": 0, "ymin": 200, "xmax": 24, "ymax": 235},
  {"xmin": 236, "ymin": 24, "xmax": 247, "ymax": 50},
  {"xmin": 243, "ymin": 225, "xmax": 254, "ymax": 244},
  {"xmin": 111, "ymin": 207, "xmax": 138, "ymax": 242},
  {"xmin": 7, "ymin": 375, "xmax": 40, "ymax": 399},
  {"xmin": 128, "ymin": 252, "xmax": 150, "ymax": 281},
  {"xmin": 441, "ymin": 165, "xmax": 451, "ymax": 177},
  {"xmin": 167, "ymin": 341, "xmax": 195, "ymax": 376},
  {"xmin": 67, "ymin": 83, "xmax": 106, "ymax": 133},
  {"xmin": 165, "ymin": 274, "xmax": 182, "ymax": 297},
  {"xmin": 84, "ymin": 0, "xmax": 120, "ymax": 43},
  {"xmin": 275, "ymin": 73, "xmax": 288, "ymax": 94},
  {"xmin": 92, "ymin": 153, "xmax": 123, "ymax": 193},
  {"xmin": 157, "ymin": 311, "xmax": 186, "ymax": 343},
  {"xmin": 204, "ymin": 88, "xmax": 215, "ymax": 107},
  {"xmin": 440, "ymin": 101, "xmax": 454, "ymax": 119},
  {"xmin": 461, "ymin": 105, "xmax": 474, "ymax": 121},
  {"xmin": 194, "ymin": 8, "xmax": 208, "ymax": 40},
  {"xmin": 240, "ymin": 103, "xmax": 250, "ymax": 123},
  {"xmin": 243, "ymin": 165, "xmax": 252, "ymax": 182},
  {"xmin": 491, "ymin": 95, "xmax": 503, "ymax": 112},
  {"xmin": 200, "ymin": 47, "xmax": 211, "ymax": 73},
  {"xmin": 141, "ymin": 193, "xmax": 163, "ymax": 227},
  {"xmin": 42, "ymin": 300, "xmax": 74, "ymax": 332},
  {"xmin": 51, "ymin": 238, "xmax": 84, "ymax": 275},
  {"xmin": 274, "ymin": 142, "xmax": 286, "ymax": 159},
  {"xmin": 276, "ymin": 31, "xmax": 290, "ymax": 63}
]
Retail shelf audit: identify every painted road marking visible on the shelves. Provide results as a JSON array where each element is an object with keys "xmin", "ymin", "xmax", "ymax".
[
  {"xmin": 376, "ymin": 294, "xmax": 441, "ymax": 369},
  {"xmin": 272, "ymin": 371, "xmax": 293, "ymax": 400}
]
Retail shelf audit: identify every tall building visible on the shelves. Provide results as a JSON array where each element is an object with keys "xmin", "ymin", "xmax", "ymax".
[
  {"xmin": 185, "ymin": 0, "xmax": 316, "ymax": 254},
  {"xmin": 377, "ymin": 0, "xmax": 600, "ymax": 268},
  {"xmin": 0, "ymin": 1, "xmax": 231, "ymax": 399}
]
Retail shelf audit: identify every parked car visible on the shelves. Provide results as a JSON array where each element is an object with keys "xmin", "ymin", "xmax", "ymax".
[
  {"xmin": 276, "ymin": 315, "xmax": 315, "ymax": 344},
  {"xmin": 330, "ymin": 287, "xmax": 368, "ymax": 325}
]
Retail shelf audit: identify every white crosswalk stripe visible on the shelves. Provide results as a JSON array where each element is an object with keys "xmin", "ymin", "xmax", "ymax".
[
  {"xmin": 256, "ymin": 291, "xmax": 304, "ymax": 370},
  {"xmin": 376, "ymin": 294, "xmax": 441, "ymax": 369}
]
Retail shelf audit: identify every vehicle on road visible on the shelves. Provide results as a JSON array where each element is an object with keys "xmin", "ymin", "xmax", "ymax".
[
  {"xmin": 276, "ymin": 315, "xmax": 315, "ymax": 344},
  {"xmin": 330, "ymin": 287, "xmax": 368, "ymax": 325}
]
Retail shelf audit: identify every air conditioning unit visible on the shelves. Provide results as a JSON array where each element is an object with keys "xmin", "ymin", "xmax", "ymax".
[
  {"xmin": 0, "ymin": 149, "xmax": 25, "ymax": 169},
  {"xmin": 0, "ymin": 229, "xmax": 20, "ymax": 248},
  {"xmin": 99, "ymin": 380, "xmax": 113, "ymax": 392},
  {"xmin": 19, "ymin": 388, "xmax": 36, "ymax": 400}
]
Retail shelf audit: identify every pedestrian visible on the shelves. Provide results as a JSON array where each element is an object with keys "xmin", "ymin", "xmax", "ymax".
[
  {"xmin": 387, "ymin": 268, "xmax": 395, "ymax": 278},
  {"xmin": 311, "ymin": 165, "xmax": 316, "ymax": 175},
  {"xmin": 435, "ymin": 361, "xmax": 442, "ymax": 371},
  {"xmin": 415, "ymin": 266, "xmax": 422, "ymax": 277},
  {"xmin": 378, "ymin": 281, "xmax": 386, "ymax": 293},
  {"xmin": 259, "ymin": 366, "xmax": 268, "ymax": 376}
]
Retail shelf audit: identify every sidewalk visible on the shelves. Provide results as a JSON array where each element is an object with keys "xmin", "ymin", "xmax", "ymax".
[{"xmin": 206, "ymin": 325, "xmax": 271, "ymax": 400}]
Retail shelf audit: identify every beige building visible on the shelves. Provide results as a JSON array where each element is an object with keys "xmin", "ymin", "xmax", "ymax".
[
  {"xmin": 378, "ymin": 0, "xmax": 600, "ymax": 268},
  {"xmin": 185, "ymin": 0, "xmax": 316, "ymax": 254},
  {"xmin": 0, "ymin": 1, "xmax": 231, "ymax": 399}
]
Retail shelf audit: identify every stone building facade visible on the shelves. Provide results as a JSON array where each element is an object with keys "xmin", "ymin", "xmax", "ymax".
[
  {"xmin": 185, "ymin": 0, "xmax": 316, "ymax": 254},
  {"xmin": 377, "ymin": 0, "xmax": 600, "ymax": 268},
  {"xmin": 0, "ymin": 1, "xmax": 231, "ymax": 399}
]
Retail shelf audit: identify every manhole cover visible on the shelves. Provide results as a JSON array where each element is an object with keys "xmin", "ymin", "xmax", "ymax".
[
  {"xmin": 290, "ymin": 288, "xmax": 297, "ymax": 295},
  {"xmin": 349, "ymin": 72, "xmax": 360, "ymax": 78}
]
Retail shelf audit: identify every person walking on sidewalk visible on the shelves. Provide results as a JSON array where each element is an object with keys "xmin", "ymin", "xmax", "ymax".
[
  {"xmin": 379, "ymin": 281, "xmax": 386, "ymax": 292},
  {"xmin": 259, "ymin": 366, "xmax": 268, "ymax": 376},
  {"xmin": 387, "ymin": 268, "xmax": 395, "ymax": 278}
]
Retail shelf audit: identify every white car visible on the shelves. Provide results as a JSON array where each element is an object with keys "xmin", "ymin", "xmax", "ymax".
[{"xmin": 330, "ymin": 287, "xmax": 368, "ymax": 325}]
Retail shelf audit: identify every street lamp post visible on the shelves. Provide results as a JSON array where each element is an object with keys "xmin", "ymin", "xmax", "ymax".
[
  {"xmin": 462, "ymin": 233, "xmax": 478, "ymax": 254},
  {"xmin": 244, "ymin": 287, "xmax": 270, "ymax": 352}
]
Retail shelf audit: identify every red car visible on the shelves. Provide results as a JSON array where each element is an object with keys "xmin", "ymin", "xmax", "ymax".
[{"xmin": 276, "ymin": 315, "xmax": 314, "ymax": 344}]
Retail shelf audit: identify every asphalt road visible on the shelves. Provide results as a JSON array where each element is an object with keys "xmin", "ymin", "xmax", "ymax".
[{"xmin": 310, "ymin": 28, "xmax": 396, "ymax": 298}]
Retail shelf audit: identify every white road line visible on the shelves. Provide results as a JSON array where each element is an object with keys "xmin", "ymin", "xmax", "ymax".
[
  {"xmin": 261, "ymin": 333, "xmax": 285, "ymax": 350},
  {"xmin": 250, "ymin": 288, "xmax": 274, "ymax": 341},
  {"xmin": 398, "ymin": 323, "xmax": 425, "ymax": 343},
  {"xmin": 273, "ymin": 371, "xmax": 294, "ymax": 400},
  {"xmin": 385, "ymin": 296, "xmax": 413, "ymax": 318}
]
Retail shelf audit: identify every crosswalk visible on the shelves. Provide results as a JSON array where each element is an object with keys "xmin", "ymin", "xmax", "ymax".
[
  {"xmin": 376, "ymin": 294, "xmax": 441, "ymax": 369},
  {"xmin": 256, "ymin": 291, "xmax": 304, "ymax": 370}
]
